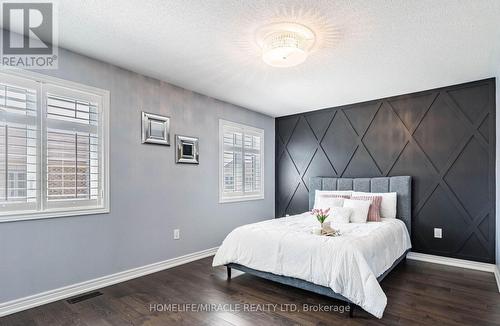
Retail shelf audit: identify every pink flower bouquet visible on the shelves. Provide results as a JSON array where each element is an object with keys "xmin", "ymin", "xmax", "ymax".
[{"xmin": 311, "ymin": 208, "xmax": 330, "ymax": 225}]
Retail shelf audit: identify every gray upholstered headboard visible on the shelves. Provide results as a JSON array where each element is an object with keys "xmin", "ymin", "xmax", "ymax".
[{"xmin": 309, "ymin": 176, "xmax": 412, "ymax": 234}]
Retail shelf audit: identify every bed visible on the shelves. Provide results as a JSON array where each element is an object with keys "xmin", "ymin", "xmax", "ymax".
[{"xmin": 213, "ymin": 176, "xmax": 412, "ymax": 318}]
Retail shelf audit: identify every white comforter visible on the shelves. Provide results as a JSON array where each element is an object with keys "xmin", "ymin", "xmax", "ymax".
[{"xmin": 212, "ymin": 213, "xmax": 411, "ymax": 318}]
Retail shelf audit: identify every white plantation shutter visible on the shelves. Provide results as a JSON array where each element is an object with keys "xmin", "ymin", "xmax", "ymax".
[
  {"xmin": 44, "ymin": 85, "xmax": 102, "ymax": 209},
  {"xmin": 243, "ymin": 133, "xmax": 261, "ymax": 193},
  {"xmin": 0, "ymin": 75, "xmax": 38, "ymax": 213},
  {"xmin": 0, "ymin": 72, "xmax": 109, "ymax": 221},
  {"xmin": 220, "ymin": 120, "xmax": 264, "ymax": 202},
  {"xmin": 223, "ymin": 130, "xmax": 242, "ymax": 193}
]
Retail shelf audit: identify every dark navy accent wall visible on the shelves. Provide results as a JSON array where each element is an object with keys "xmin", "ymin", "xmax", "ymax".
[{"xmin": 276, "ymin": 79, "xmax": 496, "ymax": 263}]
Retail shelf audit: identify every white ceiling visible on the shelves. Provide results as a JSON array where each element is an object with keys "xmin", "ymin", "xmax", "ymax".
[{"xmin": 30, "ymin": 1, "xmax": 500, "ymax": 116}]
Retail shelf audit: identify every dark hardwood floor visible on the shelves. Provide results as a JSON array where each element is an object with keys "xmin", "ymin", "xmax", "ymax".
[{"xmin": 2, "ymin": 257, "xmax": 500, "ymax": 326}]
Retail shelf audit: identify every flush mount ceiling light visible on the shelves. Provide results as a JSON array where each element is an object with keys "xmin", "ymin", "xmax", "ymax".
[{"xmin": 256, "ymin": 22, "xmax": 316, "ymax": 68}]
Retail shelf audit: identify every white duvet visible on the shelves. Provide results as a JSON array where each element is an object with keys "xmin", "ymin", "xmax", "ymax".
[{"xmin": 212, "ymin": 213, "xmax": 411, "ymax": 318}]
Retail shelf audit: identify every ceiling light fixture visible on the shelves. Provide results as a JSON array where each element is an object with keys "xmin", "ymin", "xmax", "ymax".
[{"xmin": 256, "ymin": 22, "xmax": 316, "ymax": 68}]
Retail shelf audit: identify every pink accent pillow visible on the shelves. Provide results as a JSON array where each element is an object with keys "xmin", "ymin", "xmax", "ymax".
[{"xmin": 351, "ymin": 195, "xmax": 382, "ymax": 222}]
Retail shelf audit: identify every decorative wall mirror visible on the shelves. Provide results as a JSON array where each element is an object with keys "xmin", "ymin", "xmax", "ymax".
[
  {"xmin": 175, "ymin": 135, "xmax": 199, "ymax": 164},
  {"xmin": 141, "ymin": 111, "xmax": 170, "ymax": 145}
]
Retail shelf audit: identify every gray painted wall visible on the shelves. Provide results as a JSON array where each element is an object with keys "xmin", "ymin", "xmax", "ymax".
[{"xmin": 0, "ymin": 48, "xmax": 275, "ymax": 303}]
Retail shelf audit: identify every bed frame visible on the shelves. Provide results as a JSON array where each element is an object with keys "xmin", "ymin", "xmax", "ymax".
[{"xmin": 226, "ymin": 176, "xmax": 412, "ymax": 317}]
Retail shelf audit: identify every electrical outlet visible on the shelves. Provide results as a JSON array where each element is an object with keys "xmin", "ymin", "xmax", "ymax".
[
  {"xmin": 434, "ymin": 228, "xmax": 442, "ymax": 239},
  {"xmin": 173, "ymin": 229, "xmax": 180, "ymax": 240}
]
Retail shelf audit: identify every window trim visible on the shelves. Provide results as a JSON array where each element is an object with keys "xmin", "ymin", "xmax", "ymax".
[
  {"xmin": 0, "ymin": 69, "xmax": 110, "ymax": 222},
  {"xmin": 219, "ymin": 119, "xmax": 264, "ymax": 204}
]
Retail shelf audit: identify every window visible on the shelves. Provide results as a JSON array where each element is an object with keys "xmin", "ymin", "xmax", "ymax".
[
  {"xmin": 0, "ymin": 71, "xmax": 109, "ymax": 222},
  {"xmin": 219, "ymin": 119, "xmax": 264, "ymax": 203}
]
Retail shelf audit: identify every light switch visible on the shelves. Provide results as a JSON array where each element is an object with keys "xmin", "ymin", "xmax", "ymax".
[{"xmin": 434, "ymin": 228, "xmax": 442, "ymax": 239}]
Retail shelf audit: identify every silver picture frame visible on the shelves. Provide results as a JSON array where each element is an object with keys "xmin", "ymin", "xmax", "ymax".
[
  {"xmin": 141, "ymin": 111, "xmax": 170, "ymax": 146},
  {"xmin": 175, "ymin": 135, "xmax": 199, "ymax": 164}
]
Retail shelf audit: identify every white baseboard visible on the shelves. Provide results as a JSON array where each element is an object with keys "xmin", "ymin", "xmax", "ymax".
[
  {"xmin": 406, "ymin": 252, "xmax": 497, "ymax": 273},
  {"xmin": 495, "ymin": 266, "xmax": 500, "ymax": 294},
  {"xmin": 0, "ymin": 247, "xmax": 219, "ymax": 317},
  {"xmin": 406, "ymin": 252, "xmax": 500, "ymax": 293}
]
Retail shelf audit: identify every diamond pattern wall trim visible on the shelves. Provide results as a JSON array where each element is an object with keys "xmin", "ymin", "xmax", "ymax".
[{"xmin": 275, "ymin": 78, "xmax": 496, "ymax": 263}]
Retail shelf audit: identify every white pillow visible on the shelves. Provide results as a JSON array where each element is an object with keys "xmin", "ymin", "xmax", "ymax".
[
  {"xmin": 314, "ymin": 195, "xmax": 345, "ymax": 209},
  {"xmin": 343, "ymin": 199, "xmax": 371, "ymax": 223},
  {"xmin": 314, "ymin": 190, "xmax": 352, "ymax": 209},
  {"xmin": 352, "ymin": 191, "xmax": 397, "ymax": 219},
  {"xmin": 325, "ymin": 207, "xmax": 352, "ymax": 224},
  {"xmin": 315, "ymin": 190, "xmax": 353, "ymax": 197}
]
